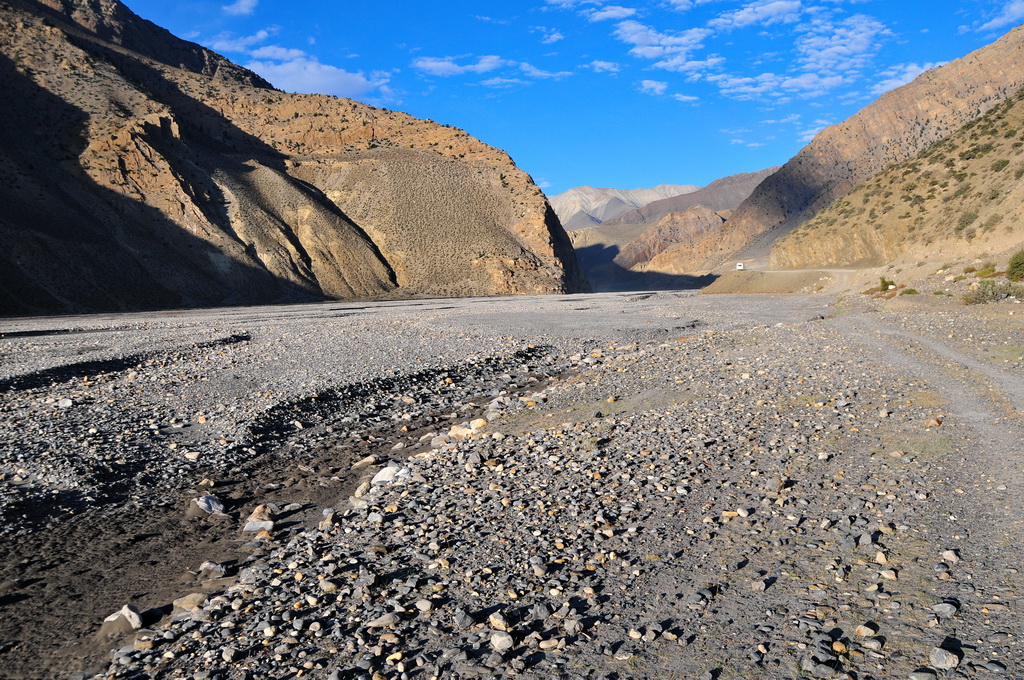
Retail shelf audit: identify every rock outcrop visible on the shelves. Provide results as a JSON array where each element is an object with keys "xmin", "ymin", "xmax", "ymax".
[
  {"xmin": 0, "ymin": 0, "xmax": 584, "ymax": 315},
  {"xmin": 660, "ymin": 24, "xmax": 1024, "ymax": 274}
]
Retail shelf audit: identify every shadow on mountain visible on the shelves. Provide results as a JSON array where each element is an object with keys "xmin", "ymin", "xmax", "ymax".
[
  {"xmin": 574, "ymin": 244, "xmax": 718, "ymax": 292},
  {"xmin": 0, "ymin": 41, "xmax": 383, "ymax": 317}
]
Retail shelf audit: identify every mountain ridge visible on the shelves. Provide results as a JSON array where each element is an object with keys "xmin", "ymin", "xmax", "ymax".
[
  {"xmin": 0, "ymin": 0, "xmax": 585, "ymax": 315},
  {"xmin": 551, "ymin": 183, "xmax": 699, "ymax": 231},
  {"xmin": 646, "ymin": 23, "xmax": 1024, "ymax": 275},
  {"xmin": 602, "ymin": 167, "xmax": 777, "ymax": 227},
  {"xmin": 771, "ymin": 87, "xmax": 1024, "ymax": 270}
]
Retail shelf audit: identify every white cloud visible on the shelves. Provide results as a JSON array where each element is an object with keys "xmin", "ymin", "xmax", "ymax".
[
  {"xmin": 587, "ymin": 6, "xmax": 638, "ymax": 22},
  {"xmin": 640, "ymin": 79, "xmax": 669, "ymax": 95},
  {"xmin": 205, "ymin": 29, "xmax": 390, "ymax": 100},
  {"xmin": 209, "ymin": 29, "xmax": 271, "ymax": 53},
  {"xmin": 707, "ymin": 72, "xmax": 783, "ymax": 99},
  {"xmin": 249, "ymin": 45, "xmax": 306, "ymax": 60},
  {"xmin": 584, "ymin": 60, "xmax": 622, "ymax": 73},
  {"xmin": 795, "ymin": 14, "xmax": 892, "ymax": 73},
  {"xmin": 411, "ymin": 55, "xmax": 513, "ymax": 77},
  {"xmin": 613, "ymin": 20, "xmax": 711, "ymax": 60},
  {"xmin": 246, "ymin": 57, "xmax": 389, "ymax": 98},
  {"xmin": 673, "ymin": 93, "xmax": 699, "ymax": 101},
  {"xmin": 798, "ymin": 119, "xmax": 833, "ymax": 142},
  {"xmin": 222, "ymin": 0, "xmax": 257, "ymax": 16},
  {"xmin": 481, "ymin": 77, "xmax": 530, "ymax": 88},
  {"xmin": 870, "ymin": 61, "xmax": 945, "ymax": 96},
  {"xmin": 653, "ymin": 54, "xmax": 724, "ymax": 72},
  {"xmin": 780, "ymin": 72, "xmax": 846, "ymax": 91},
  {"xmin": 762, "ymin": 113, "xmax": 801, "ymax": 124},
  {"xmin": 520, "ymin": 63, "xmax": 574, "ymax": 79},
  {"xmin": 664, "ymin": 0, "xmax": 723, "ymax": 9},
  {"xmin": 545, "ymin": 0, "xmax": 602, "ymax": 7},
  {"xmin": 977, "ymin": 0, "xmax": 1024, "ymax": 32},
  {"xmin": 534, "ymin": 26, "xmax": 566, "ymax": 43},
  {"xmin": 709, "ymin": 0, "xmax": 803, "ymax": 31}
]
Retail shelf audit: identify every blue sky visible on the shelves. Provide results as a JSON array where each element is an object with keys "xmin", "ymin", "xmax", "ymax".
[{"xmin": 125, "ymin": 0, "xmax": 1024, "ymax": 195}]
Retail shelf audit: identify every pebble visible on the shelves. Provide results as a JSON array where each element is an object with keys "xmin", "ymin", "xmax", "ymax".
[
  {"xmin": 5, "ymin": 295, "xmax": 1018, "ymax": 680},
  {"xmin": 929, "ymin": 647, "xmax": 961, "ymax": 670},
  {"xmin": 490, "ymin": 632, "xmax": 514, "ymax": 653}
]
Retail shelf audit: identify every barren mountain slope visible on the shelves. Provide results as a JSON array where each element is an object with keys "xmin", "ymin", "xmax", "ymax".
[
  {"xmin": 773, "ymin": 88, "xmax": 1024, "ymax": 269},
  {"xmin": 602, "ymin": 167, "xmax": 776, "ymax": 227},
  {"xmin": 0, "ymin": 0, "xmax": 584, "ymax": 315},
  {"xmin": 551, "ymin": 183, "xmax": 699, "ymax": 231},
  {"xmin": 615, "ymin": 206, "xmax": 730, "ymax": 270},
  {"xmin": 658, "ymin": 24, "xmax": 1024, "ymax": 274}
]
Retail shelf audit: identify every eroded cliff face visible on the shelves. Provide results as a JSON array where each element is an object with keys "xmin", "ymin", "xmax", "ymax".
[
  {"xmin": 660, "ymin": 24, "xmax": 1024, "ymax": 274},
  {"xmin": 0, "ymin": 0, "xmax": 584, "ymax": 314},
  {"xmin": 614, "ymin": 206, "xmax": 729, "ymax": 271}
]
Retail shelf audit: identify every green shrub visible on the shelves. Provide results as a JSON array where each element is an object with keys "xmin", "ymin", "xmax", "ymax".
[
  {"xmin": 962, "ymin": 280, "xmax": 1024, "ymax": 304},
  {"xmin": 879, "ymin": 276, "xmax": 896, "ymax": 291},
  {"xmin": 1008, "ymin": 249, "xmax": 1024, "ymax": 282},
  {"xmin": 899, "ymin": 288, "xmax": 919, "ymax": 295},
  {"xmin": 956, "ymin": 212, "xmax": 978, "ymax": 233},
  {"xmin": 991, "ymin": 159, "xmax": 1010, "ymax": 172}
]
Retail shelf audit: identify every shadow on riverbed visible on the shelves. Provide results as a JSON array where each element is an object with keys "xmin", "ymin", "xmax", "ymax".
[{"xmin": 574, "ymin": 244, "xmax": 718, "ymax": 292}]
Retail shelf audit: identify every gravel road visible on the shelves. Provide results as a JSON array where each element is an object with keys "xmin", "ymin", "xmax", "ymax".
[{"xmin": 0, "ymin": 291, "xmax": 1020, "ymax": 680}]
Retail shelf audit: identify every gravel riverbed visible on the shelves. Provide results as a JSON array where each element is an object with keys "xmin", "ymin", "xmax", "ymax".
[{"xmin": 0, "ymin": 292, "xmax": 1020, "ymax": 680}]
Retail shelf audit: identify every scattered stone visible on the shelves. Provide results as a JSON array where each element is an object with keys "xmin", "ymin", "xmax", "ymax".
[
  {"xmin": 365, "ymin": 612, "xmax": 400, "ymax": 629},
  {"xmin": 98, "ymin": 605, "xmax": 143, "ymax": 637},
  {"xmin": 490, "ymin": 632, "xmax": 514, "ymax": 653},
  {"xmin": 187, "ymin": 495, "xmax": 225, "ymax": 517},
  {"xmin": 929, "ymin": 647, "xmax": 961, "ymax": 670}
]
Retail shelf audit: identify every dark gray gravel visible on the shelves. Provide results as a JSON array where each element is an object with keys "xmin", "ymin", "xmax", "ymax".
[{"xmin": 0, "ymin": 292, "xmax": 1020, "ymax": 680}]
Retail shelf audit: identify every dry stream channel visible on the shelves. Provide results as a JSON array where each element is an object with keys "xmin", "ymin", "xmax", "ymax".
[{"xmin": 0, "ymin": 292, "xmax": 1021, "ymax": 680}]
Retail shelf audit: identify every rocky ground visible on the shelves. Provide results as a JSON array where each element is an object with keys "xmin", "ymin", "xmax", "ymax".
[{"xmin": 0, "ymin": 291, "xmax": 1021, "ymax": 680}]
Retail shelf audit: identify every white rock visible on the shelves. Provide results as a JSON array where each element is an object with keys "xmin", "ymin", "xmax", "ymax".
[
  {"xmin": 192, "ymin": 495, "xmax": 224, "ymax": 515},
  {"xmin": 491, "ymin": 631, "xmax": 514, "ymax": 652}
]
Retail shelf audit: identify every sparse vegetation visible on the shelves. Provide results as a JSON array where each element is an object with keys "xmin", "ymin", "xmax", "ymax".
[
  {"xmin": 962, "ymin": 279, "xmax": 1024, "ymax": 304},
  {"xmin": 772, "ymin": 84, "xmax": 1024, "ymax": 269},
  {"xmin": 1008, "ymin": 248, "xmax": 1024, "ymax": 281}
]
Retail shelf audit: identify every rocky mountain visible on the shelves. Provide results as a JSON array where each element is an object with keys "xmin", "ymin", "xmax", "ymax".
[
  {"xmin": 651, "ymin": 23, "xmax": 1024, "ymax": 275},
  {"xmin": 550, "ymin": 184, "xmax": 698, "ymax": 231},
  {"xmin": 567, "ymin": 167, "xmax": 769, "ymax": 290},
  {"xmin": 602, "ymin": 167, "xmax": 776, "ymax": 227},
  {"xmin": 772, "ymin": 87, "xmax": 1024, "ymax": 269},
  {"xmin": 614, "ymin": 206, "xmax": 731, "ymax": 270},
  {"xmin": 0, "ymin": 0, "xmax": 585, "ymax": 315}
]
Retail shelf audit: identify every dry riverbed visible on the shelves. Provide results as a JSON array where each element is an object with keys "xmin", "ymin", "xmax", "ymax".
[{"xmin": 0, "ymin": 292, "xmax": 1021, "ymax": 680}]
